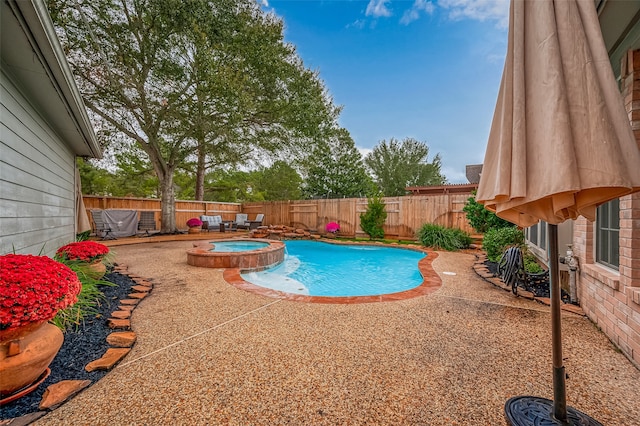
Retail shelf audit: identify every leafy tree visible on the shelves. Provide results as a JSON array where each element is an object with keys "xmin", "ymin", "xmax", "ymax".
[
  {"xmin": 360, "ymin": 196, "xmax": 387, "ymax": 239},
  {"xmin": 77, "ymin": 158, "xmax": 114, "ymax": 196},
  {"xmin": 200, "ymin": 169, "xmax": 263, "ymax": 202},
  {"xmin": 255, "ymin": 161, "xmax": 302, "ymax": 201},
  {"xmin": 302, "ymin": 128, "xmax": 374, "ymax": 199},
  {"xmin": 365, "ymin": 137, "xmax": 446, "ymax": 196},
  {"xmin": 462, "ymin": 190, "xmax": 514, "ymax": 233},
  {"xmin": 50, "ymin": 0, "xmax": 339, "ymax": 232}
]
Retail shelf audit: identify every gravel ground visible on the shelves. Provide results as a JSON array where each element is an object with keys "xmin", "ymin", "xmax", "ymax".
[
  {"xmin": 1, "ymin": 271, "xmax": 134, "ymax": 420},
  {"xmin": 24, "ymin": 241, "xmax": 640, "ymax": 425}
]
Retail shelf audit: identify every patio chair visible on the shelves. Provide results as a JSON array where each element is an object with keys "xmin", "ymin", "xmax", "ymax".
[
  {"xmin": 498, "ymin": 246, "xmax": 549, "ymax": 295},
  {"xmin": 137, "ymin": 211, "xmax": 157, "ymax": 236},
  {"xmin": 90, "ymin": 210, "xmax": 114, "ymax": 240},
  {"xmin": 235, "ymin": 213, "xmax": 249, "ymax": 230},
  {"xmin": 248, "ymin": 213, "xmax": 264, "ymax": 230}
]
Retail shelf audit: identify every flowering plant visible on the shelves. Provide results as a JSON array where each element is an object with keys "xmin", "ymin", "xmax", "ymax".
[
  {"xmin": 186, "ymin": 218, "xmax": 203, "ymax": 228},
  {"xmin": 0, "ymin": 254, "xmax": 81, "ymax": 331},
  {"xmin": 55, "ymin": 241, "xmax": 110, "ymax": 263},
  {"xmin": 325, "ymin": 222, "xmax": 340, "ymax": 234}
]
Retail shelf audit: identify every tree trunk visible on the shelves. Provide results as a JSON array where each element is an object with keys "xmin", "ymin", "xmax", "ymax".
[
  {"xmin": 195, "ymin": 141, "xmax": 206, "ymax": 201},
  {"xmin": 159, "ymin": 171, "xmax": 177, "ymax": 233}
]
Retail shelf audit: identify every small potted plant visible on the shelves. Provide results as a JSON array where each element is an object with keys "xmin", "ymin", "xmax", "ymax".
[
  {"xmin": 0, "ymin": 254, "xmax": 82, "ymax": 398},
  {"xmin": 55, "ymin": 241, "xmax": 111, "ymax": 279},
  {"xmin": 325, "ymin": 222, "xmax": 340, "ymax": 238},
  {"xmin": 186, "ymin": 217, "xmax": 203, "ymax": 234}
]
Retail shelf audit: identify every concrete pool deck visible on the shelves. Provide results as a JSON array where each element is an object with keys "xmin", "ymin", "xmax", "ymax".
[{"xmin": 34, "ymin": 239, "xmax": 640, "ymax": 425}]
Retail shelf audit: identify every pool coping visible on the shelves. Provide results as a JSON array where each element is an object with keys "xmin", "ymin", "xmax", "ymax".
[{"xmin": 223, "ymin": 241, "xmax": 442, "ymax": 304}]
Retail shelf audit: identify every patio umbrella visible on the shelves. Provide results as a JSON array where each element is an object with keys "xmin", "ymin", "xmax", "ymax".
[{"xmin": 477, "ymin": 0, "xmax": 640, "ymax": 424}]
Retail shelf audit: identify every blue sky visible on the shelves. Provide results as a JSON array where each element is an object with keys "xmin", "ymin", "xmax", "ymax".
[{"xmin": 261, "ymin": 0, "xmax": 510, "ymax": 183}]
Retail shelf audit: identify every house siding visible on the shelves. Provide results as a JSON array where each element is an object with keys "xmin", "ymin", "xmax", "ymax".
[
  {"xmin": 575, "ymin": 49, "xmax": 640, "ymax": 369},
  {"xmin": 0, "ymin": 69, "xmax": 77, "ymax": 257}
]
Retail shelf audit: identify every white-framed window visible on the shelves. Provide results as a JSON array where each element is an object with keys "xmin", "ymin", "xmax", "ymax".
[
  {"xmin": 596, "ymin": 198, "xmax": 620, "ymax": 270},
  {"xmin": 526, "ymin": 220, "xmax": 547, "ymax": 251}
]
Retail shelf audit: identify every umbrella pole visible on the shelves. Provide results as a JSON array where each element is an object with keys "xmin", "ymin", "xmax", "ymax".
[{"xmin": 548, "ymin": 223, "xmax": 567, "ymax": 422}]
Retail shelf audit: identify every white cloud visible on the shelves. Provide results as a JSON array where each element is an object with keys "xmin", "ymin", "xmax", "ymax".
[
  {"xmin": 347, "ymin": 19, "xmax": 366, "ymax": 30},
  {"xmin": 400, "ymin": 0, "xmax": 435, "ymax": 25},
  {"xmin": 437, "ymin": 0, "xmax": 509, "ymax": 27},
  {"xmin": 366, "ymin": 0, "xmax": 392, "ymax": 18},
  {"xmin": 259, "ymin": 0, "xmax": 269, "ymax": 6}
]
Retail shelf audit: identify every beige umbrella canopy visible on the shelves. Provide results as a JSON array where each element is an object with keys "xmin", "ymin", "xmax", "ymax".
[
  {"xmin": 477, "ymin": 0, "xmax": 640, "ymax": 228},
  {"xmin": 76, "ymin": 166, "xmax": 92, "ymax": 234},
  {"xmin": 477, "ymin": 0, "xmax": 640, "ymax": 424}
]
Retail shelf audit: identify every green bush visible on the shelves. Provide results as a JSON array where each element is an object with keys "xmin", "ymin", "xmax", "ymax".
[
  {"xmin": 360, "ymin": 196, "xmax": 387, "ymax": 239},
  {"xmin": 482, "ymin": 227, "xmax": 525, "ymax": 262},
  {"xmin": 524, "ymin": 252, "xmax": 544, "ymax": 273},
  {"xmin": 417, "ymin": 223, "xmax": 472, "ymax": 251},
  {"xmin": 52, "ymin": 260, "xmax": 114, "ymax": 331},
  {"xmin": 463, "ymin": 191, "xmax": 514, "ymax": 233}
]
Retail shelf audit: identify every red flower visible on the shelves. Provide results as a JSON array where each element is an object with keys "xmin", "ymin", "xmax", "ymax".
[
  {"xmin": 325, "ymin": 222, "xmax": 340, "ymax": 233},
  {"xmin": 186, "ymin": 218, "xmax": 203, "ymax": 228},
  {"xmin": 0, "ymin": 254, "xmax": 82, "ymax": 331},
  {"xmin": 55, "ymin": 241, "xmax": 110, "ymax": 263}
]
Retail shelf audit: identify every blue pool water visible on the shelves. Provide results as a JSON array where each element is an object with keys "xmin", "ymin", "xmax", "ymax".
[
  {"xmin": 210, "ymin": 241, "xmax": 269, "ymax": 252},
  {"xmin": 241, "ymin": 240, "xmax": 425, "ymax": 297}
]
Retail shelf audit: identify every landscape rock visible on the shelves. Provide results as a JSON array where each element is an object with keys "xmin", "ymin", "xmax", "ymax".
[
  {"xmin": 106, "ymin": 331, "xmax": 137, "ymax": 347},
  {"xmin": 85, "ymin": 348, "xmax": 131, "ymax": 372},
  {"xmin": 107, "ymin": 318, "xmax": 131, "ymax": 329},
  {"xmin": 38, "ymin": 380, "xmax": 91, "ymax": 410}
]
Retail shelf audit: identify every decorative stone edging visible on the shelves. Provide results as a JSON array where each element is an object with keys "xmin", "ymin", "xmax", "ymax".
[
  {"xmin": 2, "ymin": 265, "xmax": 154, "ymax": 423},
  {"xmin": 472, "ymin": 252, "xmax": 585, "ymax": 316}
]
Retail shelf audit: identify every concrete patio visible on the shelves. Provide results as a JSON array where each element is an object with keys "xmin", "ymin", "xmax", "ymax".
[{"xmin": 34, "ymin": 240, "xmax": 640, "ymax": 425}]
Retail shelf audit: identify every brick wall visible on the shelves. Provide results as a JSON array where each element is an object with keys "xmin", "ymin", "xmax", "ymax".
[{"xmin": 576, "ymin": 49, "xmax": 640, "ymax": 368}]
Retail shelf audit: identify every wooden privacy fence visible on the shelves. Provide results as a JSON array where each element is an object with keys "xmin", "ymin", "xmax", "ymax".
[
  {"xmin": 83, "ymin": 196, "xmax": 242, "ymax": 231},
  {"xmin": 244, "ymin": 194, "xmax": 474, "ymax": 239},
  {"xmin": 84, "ymin": 194, "xmax": 473, "ymax": 238}
]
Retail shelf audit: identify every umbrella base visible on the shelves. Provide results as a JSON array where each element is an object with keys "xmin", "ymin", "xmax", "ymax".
[{"xmin": 504, "ymin": 396, "xmax": 603, "ymax": 426}]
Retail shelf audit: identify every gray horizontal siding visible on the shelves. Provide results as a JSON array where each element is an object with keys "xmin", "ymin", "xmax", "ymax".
[{"xmin": 1, "ymin": 70, "xmax": 77, "ymax": 256}]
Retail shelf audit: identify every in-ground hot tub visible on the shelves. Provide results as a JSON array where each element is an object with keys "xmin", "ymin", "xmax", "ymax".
[{"xmin": 187, "ymin": 238, "xmax": 284, "ymax": 271}]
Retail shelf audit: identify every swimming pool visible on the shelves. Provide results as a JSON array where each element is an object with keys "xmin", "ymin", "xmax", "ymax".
[{"xmin": 241, "ymin": 240, "xmax": 426, "ymax": 297}]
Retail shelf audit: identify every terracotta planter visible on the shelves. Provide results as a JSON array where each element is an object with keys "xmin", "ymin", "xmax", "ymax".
[
  {"xmin": 87, "ymin": 260, "xmax": 107, "ymax": 279},
  {"xmin": 188, "ymin": 226, "xmax": 202, "ymax": 234},
  {"xmin": 0, "ymin": 322, "xmax": 63, "ymax": 399}
]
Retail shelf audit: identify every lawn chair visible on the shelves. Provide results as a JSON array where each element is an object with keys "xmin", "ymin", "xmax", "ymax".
[
  {"xmin": 248, "ymin": 213, "xmax": 264, "ymax": 230},
  {"xmin": 498, "ymin": 246, "xmax": 549, "ymax": 295},
  {"xmin": 90, "ymin": 210, "xmax": 114, "ymax": 240},
  {"xmin": 138, "ymin": 211, "xmax": 157, "ymax": 236},
  {"xmin": 235, "ymin": 213, "xmax": 249, "ymax": 230}
]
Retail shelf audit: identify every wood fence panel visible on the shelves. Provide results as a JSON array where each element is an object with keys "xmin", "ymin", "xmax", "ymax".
[{"xmin": 290, "ymin": 201, "xmax": 318, "ymax": 230}]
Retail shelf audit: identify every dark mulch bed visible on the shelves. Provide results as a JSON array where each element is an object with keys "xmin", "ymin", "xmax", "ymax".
[
  {"xmin": 1, "ymin": 269, "xmax": 135, "ymax": 421},
  {"xmin": 484, "ymin": 260, "xmax": 570, "ymax": 303}
]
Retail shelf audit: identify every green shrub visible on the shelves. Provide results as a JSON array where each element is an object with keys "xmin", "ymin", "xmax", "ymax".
[
  {"xmin": 482, "ymin": 226, "xmax": 525, "ymax": 262},
  {"xmin": 360, "ymin": 196, "xmax": 387, "ymax": 239},
  {"xmin": 52, "ymin": 260, "xmax": 114, "ymax": 331},
  {"xmin": 75, "ymin": 230, "xmax": 91, "ymax": 241},
  {"xmin": 463, "ymin": 191, "xmax": 514, "ymax": 233},
  {"xmin": 524, "ymin": 252, "xmax": 544, "ymax": 273},
  {"xmin": 417, "ymin": 223, "xmax": 472, "ymax": 251}
]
